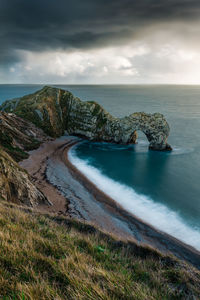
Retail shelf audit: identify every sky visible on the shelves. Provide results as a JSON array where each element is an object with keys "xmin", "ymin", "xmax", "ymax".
[{"xmin": 0, "ymin": 0, "xmax": 200, "ymax": 84}]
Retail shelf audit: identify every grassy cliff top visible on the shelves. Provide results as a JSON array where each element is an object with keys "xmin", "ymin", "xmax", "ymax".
[{"xmin": 0, "ymin": 201, "xmax": 199, "ymax": 300}]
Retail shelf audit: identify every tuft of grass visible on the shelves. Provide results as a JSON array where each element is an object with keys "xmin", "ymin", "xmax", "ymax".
[{"xmin": 0, "ymin": 200, "xmax": 199, "ymax": 300}]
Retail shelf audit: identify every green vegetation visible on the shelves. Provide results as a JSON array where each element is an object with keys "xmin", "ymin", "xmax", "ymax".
[
  {"xmin": 0, "ymin": 87, "xmax": 69, "ymax": 137},
  {"xmin": 23, "ymin": 138, "xmax": 41, "ymax": 152},
  {"xmin": 0, "ymin": 87, "xmax": 112, "ymax": 139},
  {"xmin": 3, "ymin": 145, "xmax": 28, "ymax": 162},
  {"xmin": 88, "ymin": 101, "xmax": 102, "ymax": 116},
  {"xmin": 0, "ymin": 132, "xmax": 29, "ymax": 162},
  {"xmin": 0, "ymin": 201, "xmax": 199, "ymax": 300},
  {"xmin": 0, "ymin": 132, "xmax": 41, "ymax": 162}
]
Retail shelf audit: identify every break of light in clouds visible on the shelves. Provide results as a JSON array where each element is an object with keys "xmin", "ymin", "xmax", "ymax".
[{"xmin": 1, "ymin": 0, "xmax": 200, "ymax": 84}]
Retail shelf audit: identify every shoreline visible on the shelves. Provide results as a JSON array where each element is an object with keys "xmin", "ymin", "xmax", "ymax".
[{"xmin": 20, "ymin": 135, "xmax": 200, "ymax": 269}]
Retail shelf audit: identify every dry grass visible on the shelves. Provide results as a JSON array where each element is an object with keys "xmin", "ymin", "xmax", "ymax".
[{"xmin": 0, "ymin": 201, "xmax": 199, "ymax": 300}]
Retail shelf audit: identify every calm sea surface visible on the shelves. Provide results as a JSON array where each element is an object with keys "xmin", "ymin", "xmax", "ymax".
[{"xmin": 1, "ymin": 84, "xmax": 200, "ymax": 249}]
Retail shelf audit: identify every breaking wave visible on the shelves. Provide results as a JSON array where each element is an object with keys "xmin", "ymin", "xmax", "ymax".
[{"xmin": 68, "ymin": 146, "xmax": 200, "ymax": 251}]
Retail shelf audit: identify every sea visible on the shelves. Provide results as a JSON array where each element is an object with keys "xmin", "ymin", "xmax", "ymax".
[{"xmin": 0, "ymin": 84, "xmax": 200, "ymax": 250}]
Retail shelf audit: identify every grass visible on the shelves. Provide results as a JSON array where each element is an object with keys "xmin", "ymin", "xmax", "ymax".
[{"xmin": 0, "ymin": 201, "xmax": 199, "ymax": 299}]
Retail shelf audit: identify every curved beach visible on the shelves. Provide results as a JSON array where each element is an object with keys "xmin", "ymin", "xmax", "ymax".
[{"xmin": 20, "ymin": 135, "xmax": 200, "ymax": 269}]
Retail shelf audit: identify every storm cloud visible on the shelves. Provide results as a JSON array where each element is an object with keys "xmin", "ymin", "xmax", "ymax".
[{"xmin": 1, "ymin": 0, "xmax": 200, "ymax": 83}]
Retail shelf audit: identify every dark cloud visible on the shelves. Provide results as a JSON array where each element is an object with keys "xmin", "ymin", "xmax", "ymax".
[{"xmin": 0, "ymin": 0, "xmax": 200, "ymax": 66}]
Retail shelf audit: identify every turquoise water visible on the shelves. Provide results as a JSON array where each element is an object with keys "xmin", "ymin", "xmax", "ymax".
[{"xmin": 1, "ymin": 84, "xmax": 200, "ymax": 249}]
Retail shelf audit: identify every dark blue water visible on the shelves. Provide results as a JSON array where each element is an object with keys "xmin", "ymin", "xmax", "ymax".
[{"xmin": 1, "ymin": 84, "xmax": 200, "ymax": 249}]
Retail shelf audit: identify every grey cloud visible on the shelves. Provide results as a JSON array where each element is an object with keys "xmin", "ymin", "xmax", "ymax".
[{"xmin": 0, "ymin": 0, "xmax": 200, "ymax": 66}]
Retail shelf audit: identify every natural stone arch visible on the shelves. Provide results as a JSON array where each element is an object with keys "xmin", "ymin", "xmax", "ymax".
[
  {"xmin": 121, "ymin": 112, "xmax": 172, "ymax": 151},
  {"xmin": 97, "ymin": 112, "xmax": 172, "ymax": 151},
  {"xmin": 0, "ymin": 86, "xmax": 172, "ymax": 151}
]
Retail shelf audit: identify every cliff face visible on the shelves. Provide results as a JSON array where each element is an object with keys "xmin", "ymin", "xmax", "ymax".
[
  {"xmin": 0, "ymin": 149, "xmax": 47, "ymax": 206},
  {"xmin": 0, "ymin": 111, "xmax": 50, "ymax": 161},
  {"xmin": 0, "ymin": 86, "xmax": 172, "ymax": 151},
  {"xmin": 0, "ymin": 87, "xmax": 68, "ymax": 137},
  {"xmin": 0, "ymin": 112, "xmax": 50, "ymax": 206}
]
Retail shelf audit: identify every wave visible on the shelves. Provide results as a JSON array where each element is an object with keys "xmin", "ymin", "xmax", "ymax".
[{"xmin": 68, "ymin": 146, "xmax": 200, "ymax": 251}]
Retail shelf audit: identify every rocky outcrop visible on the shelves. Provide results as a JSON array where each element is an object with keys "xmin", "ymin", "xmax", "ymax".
[
  {"xmin": 0, "ymin": 112, "xmax": 50, "ymax": 206},
  {"xmin": 0, "ymin": 149, "xmax": 48, "ymax": 206},
  {"xmin": 0, "ymin": 87, "xmax": 68, "ymax": 137},
  {"xmin": 0, "ymin": 111, "xmax": 51, "ymax": 161},
  {"xmin": 0, "ymin": 86, "xmax": 172, "ymax": 151}
]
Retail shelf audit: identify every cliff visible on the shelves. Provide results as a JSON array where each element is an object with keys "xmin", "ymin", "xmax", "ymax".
[
  {"xmin": 0, "ymin": 86, "xmax": 172, "ymax": 151},
  {"xmin": 0, "ymin": 149, "xmax": 48, "ymax": 206},
  {"xmin": 0, "ymin": 111, "xmax": 50, "ymax": 161},
  {"xmin": 0, "ymin": 112, "xmax": 50, "ymax": 206}
]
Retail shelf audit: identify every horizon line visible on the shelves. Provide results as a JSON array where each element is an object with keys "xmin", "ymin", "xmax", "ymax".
[{"xmin": 1, "ymin": 83, "xmax": 200, "ymax": 86}]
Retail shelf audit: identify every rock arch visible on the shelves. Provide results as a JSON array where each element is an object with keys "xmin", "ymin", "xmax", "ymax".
[
  {"xmin": 0, "ymin": 86, "xmax": 172, "ymax": 151},
  {"xmin": 96, "ymin": 112, "xmax": 172, "ymax": 151},
  {"xmin": 121, "ymin": 112, "xmax": 172, "ymax": 151}
]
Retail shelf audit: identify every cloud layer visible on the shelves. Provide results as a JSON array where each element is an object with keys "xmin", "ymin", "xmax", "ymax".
[{"xmin": 1, "ymin": 0, "xmax": 200, "ymax": 83}]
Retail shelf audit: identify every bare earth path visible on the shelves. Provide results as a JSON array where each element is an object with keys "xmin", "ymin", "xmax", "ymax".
[{"xmin": 20, "ymin": 135, "xmax": 200, "ymax": 269}]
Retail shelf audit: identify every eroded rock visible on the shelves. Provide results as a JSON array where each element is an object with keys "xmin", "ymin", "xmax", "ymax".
[
  {"xmin": 0, "ymin": 111, "xmax": 51, "ymax": 161},
  {"xmin": 0, "ymin": 86, "xmax": 172, "ymax": 151},
  {"xmin": 0, "ymin": 112, "xmax": 51, "ymax": 206},
  {"xmin": 0, "ymin": 149, "xmax": 48, "ymax": 206}
]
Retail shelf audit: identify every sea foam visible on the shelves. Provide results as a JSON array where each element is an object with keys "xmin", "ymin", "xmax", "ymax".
[{"xmin": 68, "ymin": 147, "xmax": 200, "ymax": 251}]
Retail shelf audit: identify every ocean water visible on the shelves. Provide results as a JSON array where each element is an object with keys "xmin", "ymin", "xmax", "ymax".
[{"xmin": 1, "ymin": 84, "xmax": 200, "ymax": 249}]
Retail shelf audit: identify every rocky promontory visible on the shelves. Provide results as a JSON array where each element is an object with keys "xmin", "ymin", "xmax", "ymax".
[{"xmin": 1, "ymin": 86, "xmax": 172, "ymax": 151}]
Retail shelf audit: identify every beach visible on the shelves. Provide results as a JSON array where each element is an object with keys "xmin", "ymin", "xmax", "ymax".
[{"xmin": 20, "ymin": 135, "xmax": 200, "ymax": 269}]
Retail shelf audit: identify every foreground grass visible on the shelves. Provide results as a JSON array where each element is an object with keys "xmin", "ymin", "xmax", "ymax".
[{"xmin": 0, "ymin": 201, "xmax": 199, "ymax": 299}]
